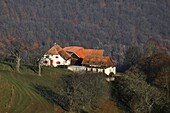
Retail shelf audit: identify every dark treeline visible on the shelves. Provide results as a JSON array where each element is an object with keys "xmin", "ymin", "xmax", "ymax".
[
  {"xmin": 0, "ymin": 0, "xmax": 170, "ymax": 63},
  {"xmin": 108, "ymin": 37, "xmax": 170, "ymax": 113}
]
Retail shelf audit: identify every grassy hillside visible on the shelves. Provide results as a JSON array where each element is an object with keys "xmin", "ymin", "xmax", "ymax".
[
  {"xmin": 0, "ymin": 63, "xmax": 124, "ymax": 113},
  {"xmin": 0, "ymin": 63, "xmax": 71, "ymax": 113}
]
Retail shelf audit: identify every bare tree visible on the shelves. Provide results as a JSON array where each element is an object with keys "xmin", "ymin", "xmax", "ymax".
[
  {"xmin": 164, "ymin": 67, "xmax": 170, "ymax": 103},
  {"xmin": 6, "ymin": 39, "xmax": 25, "ymax": 73},
  {"xmin": 11, "ymin": 49, "xmax": 22, "ymax": 72},
  {"xmin": 29, "ymin": 47, "xmax": 46, "ymax": 76},
  {"xmin": 38, "ymin": 60, "xmax": 42, "ymax": 76},
  {"xmin": 123, "ymin": 46, "xmax": 141, "ymax": 68},
  {"xmin": 61, "ymin": 72, "xmax": 110, "ymax": 112}
]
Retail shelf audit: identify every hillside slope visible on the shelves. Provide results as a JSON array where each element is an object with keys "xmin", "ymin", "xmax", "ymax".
[
  {"xmin": 0, "ymin": 0, "xmax": 170, "ymax": 60},
  {"xmin": 0, "ymin": 64, "xmax": 70, "ymax": 113}
]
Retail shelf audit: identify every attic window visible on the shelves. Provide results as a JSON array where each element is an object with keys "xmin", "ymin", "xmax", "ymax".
[{"xmin": 56, "ymin": 56, "xmax": 59, "ymax": 58}]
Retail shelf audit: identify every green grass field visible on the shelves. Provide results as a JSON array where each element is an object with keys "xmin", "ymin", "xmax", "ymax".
[{"xmin": 0, "ymin": 63, "xmax": 71, "ymax": 113}]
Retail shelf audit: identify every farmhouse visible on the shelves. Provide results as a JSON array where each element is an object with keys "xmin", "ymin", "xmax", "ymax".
[{"xmin": 41, "ymin": 44, "xmax": 117, "ymax": 75}]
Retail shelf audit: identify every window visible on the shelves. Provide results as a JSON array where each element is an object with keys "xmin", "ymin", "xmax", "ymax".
[
  {"xmin": 56, "ymin": 56, "xmax": 59, "ymax": 58},
  {"xmin": 56, "ymin": 61, "xmax": 60, "ymax": 64},
  {"xmin": 46, "ymin": 55, "xmax": 49, "ymax": 58},
  {"xmin": 43, "ymin": 61, "xmax": 48, "ymax": 64},
  {"xmin": 96, "ymin": 69, "xmax": 98, "ymax": 72}
]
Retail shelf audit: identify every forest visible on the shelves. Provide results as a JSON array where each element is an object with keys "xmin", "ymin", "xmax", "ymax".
[{"xmin": 0, "ymin": 0, "xmax": 170, "ymax": 63}]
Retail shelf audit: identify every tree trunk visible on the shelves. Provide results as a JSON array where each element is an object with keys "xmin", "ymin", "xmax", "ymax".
[
  {"xmin": 166, "ymin": 71, "xmax": 169, "ymax": 102},
  {"xmin": 148, "ymin": 106, "xmax": 152, "ymax": 113},
  {"xmin": 16, "ymin": 57, "xmax": 21, "ymax": 72},
  {"xmin": 38, "ymin": 62, "xmax": 41, "ymax": 76}
]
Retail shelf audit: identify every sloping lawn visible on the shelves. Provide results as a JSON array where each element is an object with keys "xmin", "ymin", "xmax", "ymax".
[{"xmin": 0, "ymin": 63, "xmax": 70, "ymax": 113}]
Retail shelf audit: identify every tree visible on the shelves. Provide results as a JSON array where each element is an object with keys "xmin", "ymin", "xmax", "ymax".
[
  {"xmin": 123, "ymin": 46, "xmax": 141, "ymax": 68},
  {"xmin": 154, "ymin": 67, "xmax": 170, "ymax": 102},
  {"xmin": 29, "ymin": 47, "xmax": 46, "ymax": 76},
  {"xmin": 143, "ymin": 38, "xmax": 168, "ymax": 57},
  {"xmin": 111, "ymin": 67, "xmax": 165, "ymax": 113},
  {"xmin": 38, "ymin": 60, "xmax": 42, "ymax": 76},
  {"xmin": 61, "ymin": 72, "xmax": 110, "ymax": 112},
  {"xmin": 6, "ymin": 39, "xmax": 26, "ymax": 72},
  {"xmin": 12, "ymin": 49, "xmax": 22, "ymax": 72},
  {"xmin": 138, "ymin": 53, "xmax": 170, "ymax": 95},
  {"xmin": 137, "ymin": 53, "xmax": 170, "ymax": 113}
]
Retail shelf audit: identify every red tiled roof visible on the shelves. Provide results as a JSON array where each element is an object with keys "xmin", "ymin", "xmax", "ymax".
[
  {"xmin": 82, "ymin": 55, "xmax": 116, "ymax": 68},
  {"xmin": 47, "ymin": 45, "xmax": 59, "ymax": 55},
  {"xmin": 84, "ymin": 49, "xmax": 104, "ymax": 56},
  {"xmin": 47, "ymin": 45, "xmax": 71, "ymax": 60},
  {"xmin": 47, "ymin": 44, "xmax": 116, "ymax": 66},
  {"xmin": 63, "ymin": 46, "xmax": 104, "ymax": 58},
  {"xmin": 63, "ymin": 46, "xmax": 85, "ymax": 58}
]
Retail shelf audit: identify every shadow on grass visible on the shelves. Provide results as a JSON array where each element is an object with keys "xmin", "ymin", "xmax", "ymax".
[
  {"xmin": 1, "ymin": 62, "xmax": 15, "ymax": 70},
  {"xmin": 33, "ymin": 84, "xmax": 69, "ymax": 111},
  {"xmin": 24, "ymin": 64, "xmax": 37, "ymax": 73}
]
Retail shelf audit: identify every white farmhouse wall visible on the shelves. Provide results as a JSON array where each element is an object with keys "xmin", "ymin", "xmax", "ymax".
[
  {"xmin": 104, "ymin": 67, "xmax": 116, "ymax": 75},
  {"xmin": 87, "ymin": 67, "xmax": 91, "ymax": 71},
  {"xmin": 68, "ymin": 66, "xmax": 86, "ymax": 72},
  {"xmin": 51, "ymin": 55, "xmax": 71, "ymax": 67},
  {"xmin": 68, "ymin": 66, "xmax": 116, "ymax": 76},
  {"xmin": 41, "ymin": 54, "xmax": 71, "ymax": 67},
  {"xmin": 92, "ymin": 68, "xmax": 97, "ymax": 72},
  {"xmin": 41, "ymin": 58, "xmax": 51, "ymax": 66},
  {"xmin": 98, "ymin": 69, "xmax": 103, "ymax": 72}
]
